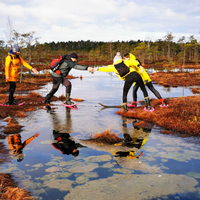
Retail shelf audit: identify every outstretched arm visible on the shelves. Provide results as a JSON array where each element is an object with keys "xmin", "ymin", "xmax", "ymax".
[
  {"xmin": 22, "ymin": 132, "xmax": 40, "ymax": 148},
  {"xmin": 20, "ymin": 56, "xmax": 38, "ymax": 73}
]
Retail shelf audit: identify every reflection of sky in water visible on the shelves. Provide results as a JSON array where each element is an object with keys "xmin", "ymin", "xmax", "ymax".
[{"xmin": 1, "ymin": 69, "xmax": 200, "ymax": 199}]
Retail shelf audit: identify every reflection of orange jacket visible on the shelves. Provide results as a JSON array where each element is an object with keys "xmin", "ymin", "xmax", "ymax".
[
  {"xmin": 8, "ymin": 133, "xmax": 35, "ymax": 154},
  {"xmin": 5, "ymin": 50, "xmax": 32, "ymax": 82}
]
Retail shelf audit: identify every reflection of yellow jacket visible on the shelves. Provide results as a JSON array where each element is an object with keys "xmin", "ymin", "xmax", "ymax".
[
  {"xmin": 5, "ymin": 51, "xmax": 32, "ymax": 82},
  {"xmin": 8, "ymin": 133, "xmax": 35, "ymax": 154},
  {"xmin": 129, "ymin": 53, "xmax": 151, "ymax": 84},
  {"xmin": 98, "ymin": 59, "xmax": 141, "ymax": 80}
]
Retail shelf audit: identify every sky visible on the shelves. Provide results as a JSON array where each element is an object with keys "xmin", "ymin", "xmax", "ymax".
[{"xmin": 0, "ymin": 0, "xmax": 200, "ymax": 45}]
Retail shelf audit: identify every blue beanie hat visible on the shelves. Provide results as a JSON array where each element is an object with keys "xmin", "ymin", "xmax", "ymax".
[
  {"xmin": 12, "ymin": 44, "xmax": 20, "ymax": 52},
  {"xmin": 70, "ymin": 52, "xmax": 78, "ymax": 59}
]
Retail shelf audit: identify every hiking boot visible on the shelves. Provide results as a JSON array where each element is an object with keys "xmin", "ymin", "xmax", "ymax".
[
  {"xmin": 146, "ymin": 105, "xmax": 152, "ymax": 110},
  {"xmin": 160, "ymin": 103, "xmax": 169, "ymax": 107},
  {"xmin": 44, "ymin": 94, "xmax": 52, "ymax": 104},
  {"xmin": 65, "ymin": 100, "xmax": 75, "ymax": 105},
  {"xmin": 131, "ymin": 101, "xmax": 137, "ymax": 107},
  {"xmin": 10, "ymin": 101, "xmax": 18, "ymax": 105},
  {"xmin": 121, "ymin": 103, "xmax": 128, "ymax": 112},
  {"xmin": 144, "ymin": 106, "xmax": 155, "ymax": 112},
  {"xmin": 13, "ymin": 98, "xmax": 18, "ymax": 103},
  {"xmin": 44, "ymin": 99, "xmax": 50, "ymax": 104},
  {"xmin": 4, "ymin": 101, "xmax": 18, "ymax": 105}
]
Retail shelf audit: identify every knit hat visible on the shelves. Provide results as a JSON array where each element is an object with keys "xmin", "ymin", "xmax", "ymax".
[
  {"xmin": 12, "ymin": 44, "xmax": 20, "ymax": 53},
  {"xmin": 113, "ymin": 52, "xmax": 122, "ymax": 64},
  {"xmin": 70, "ymin": 52, "xmax": 78, "ymax": 59}
]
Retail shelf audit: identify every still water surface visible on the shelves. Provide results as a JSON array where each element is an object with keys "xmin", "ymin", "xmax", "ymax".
[{"xmin": 1, "ymin": 70, "xmax": 200, "ymax": 200}]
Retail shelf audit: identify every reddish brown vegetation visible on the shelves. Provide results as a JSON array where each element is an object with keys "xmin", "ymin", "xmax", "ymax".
[
  {"xmin": 88, "ymin": 129, "xmax": 122, "ymax": 144},
  {"xmin": 0, "ymin": 142, "xmax": 10, "ymax": 165},
  {"xmin": 0, "ymin": 74, "xmax": 79, "ymax": 94},
  {"xmin": 117, "ymin": 96, "xmax": 200, "ymax": 136},
  {"xmin": 143, "ymin": 63, "xmax": 200, "ymax": 69},
  {"xmin": 192, "ymin": 87, "xmax": 200, "ymax": 94},
  {"xmin": 0, "ymin": 173, "xmax": 33, "ymax": 200},
  {"xmin": 0, "ymin": 92, "xmax": 78, "ymax": 120},
  {"xmin": 132, "ymin": 120, "xmax": 153, "ymax": 131},
  {"xmin": 3, "ymin": 117, "xmax": 24, "ymax": 134},
  {"xmin": 150, "ymin": 71, "xmax": 200, "ymax": 87}
]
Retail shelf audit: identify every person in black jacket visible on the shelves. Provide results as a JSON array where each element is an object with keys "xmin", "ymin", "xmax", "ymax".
[
  {"xmin": 45, "ymin": 52, "xmax": 93, "ymax": 105},
  {"xmin": 52, "ymin": 130, "xmax": 79, "ymax": 156}
]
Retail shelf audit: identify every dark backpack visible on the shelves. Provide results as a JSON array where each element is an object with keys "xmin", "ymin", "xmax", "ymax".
[
  {"xmin": 50, "ymin": 55, "xmax": 68, "ymax": 75},
  {"xmin": 114, "ymin": 61, "xmax": 130, "ymax": 77}
]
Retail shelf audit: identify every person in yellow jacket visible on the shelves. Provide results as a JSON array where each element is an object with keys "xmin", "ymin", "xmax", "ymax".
[
  {"xmin": 8, "ymin": 132, "xmax": 39, "ymax": 162},
  {"xmin": 123, "ymin": 53, "xmax": 168, "ymax": 108},
  {"xmin": 5, "ymin": 44, "xmax": 38, "ymax": 105},
  {"xmin": 93, "ymin": 56, "xmax": 154, "ymax": 112}
]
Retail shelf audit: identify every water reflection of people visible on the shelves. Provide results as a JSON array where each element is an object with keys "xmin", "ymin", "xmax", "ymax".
[
  {"xmin": 114, "ymin": 117, "xmax": 151, "ymax": 159},
  {"xmin": 52, "ymin": 130, "xmax": 79, "ymax": 157},
  {"xmin": 8, "ymin": 133, "xmax": 39, "ymax": 162},
  {"xmin": 113, "ymin": 135, "xmax": 148, "ymax": 159}
]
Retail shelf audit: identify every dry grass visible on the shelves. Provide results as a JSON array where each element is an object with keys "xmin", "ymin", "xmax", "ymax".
[
  {"xmin": 150, "ymin": 71, "xmax": 200, "ymax": 87},
  {"xmin": 3, "ymin": 117, "xmax": 24, "ymax": 134},
  {"xmin": 0, "ymin": 173, "xmax": 34, "ymax": 200},
  {"xmin": 192, "ymin": 87, "xmax": 200, "ymax": 94},
  {"xmin": 88, "ymin": 129, "xmax": 122, "ymax": 144},
  {"xmin": 117, "ymin": 96, "xmax": 200, "ymax": 136}
]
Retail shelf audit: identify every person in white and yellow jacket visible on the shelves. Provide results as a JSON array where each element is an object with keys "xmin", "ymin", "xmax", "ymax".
[
  {"xmin": 5, "ymin": 45, "xmax": 38, "ymax": 105},
  {"xmin": 123, "ymin": 53, "xmax": 168, "ymax": 107},
  {"xmin": 93, "ymin": 57, "xmax": 154, "ymax": 112}
]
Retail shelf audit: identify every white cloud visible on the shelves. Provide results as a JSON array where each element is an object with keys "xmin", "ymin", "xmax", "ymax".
[{"xmin": 0, "ymin": 0, "xmax": 200, "ymax": 44}]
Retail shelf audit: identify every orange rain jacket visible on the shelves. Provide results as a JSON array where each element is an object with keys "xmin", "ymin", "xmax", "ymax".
[
  {"xmin": 8, "ymin": 133, "xmax": 35, "ymax": 154},
  {"xmin": 5, "ymin": 50, "xmax": 32, "ymax": 82}
]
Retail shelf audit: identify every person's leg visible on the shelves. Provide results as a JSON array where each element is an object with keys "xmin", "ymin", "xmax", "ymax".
[
  {"xmin": 122, "ymin": 72, "xmax": 139, "ymax": 111},
  {"xmin": 132, "ymin": 83, "xmax": 139, "ymax": 107},
  {"xmin": 45, "ymin": 76, "xmax": 61, "ymax": 103},
  {"xmin": 146, "ymin": 81, "xmax": 162, "ymax": 99},
  {"xmin": 133, "ymin": 73, "xmax": 153, "ymax": 111},
  {"xmin": 146, "ymin": 81, "xmax": 167, "ymax": 106},
  {"xmin": 62, "ymin": 77, "xmax": 72, "ymax": 104},
  {"xmin": 8, "ymin": 82, "xmax": 16, "ymax": 104}
]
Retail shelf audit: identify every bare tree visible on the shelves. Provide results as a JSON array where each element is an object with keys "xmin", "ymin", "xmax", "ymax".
[
  {"xmin": 21, "ymin": 31, "xmax": 36, "ymax": 64},
  {"xmin": 12, "ymin": 30, "xmax": 21, "ymax": 45},
  {"xmin": 178, "ymin": 36, "xmax": 186, "ymax": 70},
  {"xmin": 164, "ymin": 32, "xmax": 175, "ymax": 62},
  {"xmin": 4, "ymin": 16, "xmax": 14, "ymax": 48}
]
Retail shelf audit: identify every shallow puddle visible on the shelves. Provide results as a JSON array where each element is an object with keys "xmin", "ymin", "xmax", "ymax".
[{"xmin": 1, "ymin": 70, "xmax": 200, "ymax": 200}]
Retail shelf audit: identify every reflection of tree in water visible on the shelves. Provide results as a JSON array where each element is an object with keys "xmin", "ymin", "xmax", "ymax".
[{"xmin": 163, "ymin": 86, "xmax": 171, "ymax": 93}]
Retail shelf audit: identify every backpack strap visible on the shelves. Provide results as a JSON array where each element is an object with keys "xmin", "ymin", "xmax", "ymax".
[{"xmin": 9, "ymin": 55, "xmax": 14, "ymax": 66}]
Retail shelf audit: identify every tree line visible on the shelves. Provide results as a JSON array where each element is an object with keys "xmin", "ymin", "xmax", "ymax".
[{"xmin": 0, "ymin": 31, "xmax": 200, "ymax": 69}]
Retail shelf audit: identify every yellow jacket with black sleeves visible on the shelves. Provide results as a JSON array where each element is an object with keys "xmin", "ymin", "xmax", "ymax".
[
  {"xmin": 129, "ymin": 53, "xmax": 151, "ymax": 84},
  {"xmin": 5, "ymin": 50, "xmax": 32, "ymax": 82},
  {"xmin": 98, "ymin": 59, "xmax": 141, "ymax": 80}
]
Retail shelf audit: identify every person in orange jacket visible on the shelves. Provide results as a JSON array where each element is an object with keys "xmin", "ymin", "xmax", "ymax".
[
  {"xmin": 8, "ymin": 132, "xmax": 39, "ymax": 162},
  {"xmin": 5, "ymin": 44, "xmax": 38, "ymax": 105}
]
